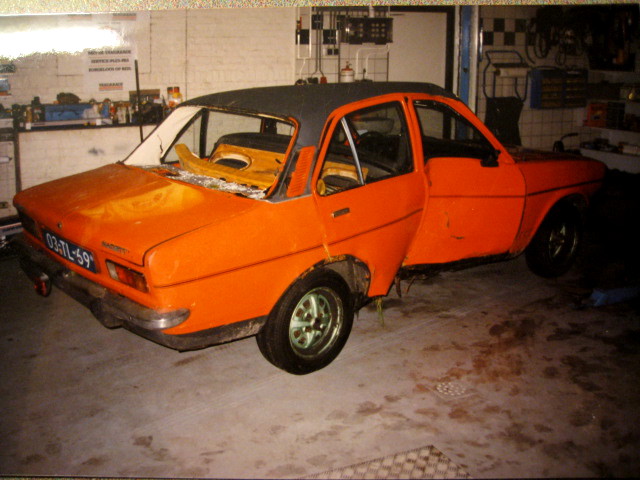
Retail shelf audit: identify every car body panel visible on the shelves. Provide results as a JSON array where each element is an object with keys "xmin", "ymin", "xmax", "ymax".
[
  {"xmin": 149, "ymin": 195, "xmax": 330, "ymax": 334},
  {"xmin": 15, "ymin": 164, "xmax": 258, "ymax": 267},
  {"xmin": 13, "ymin": 82, "xmax": 606, "ymax": 354},
  {"xmin": 510, "ymin": 149, "xmax": 606, "ymax": 252},
  {"xmin": 310, "ymin": 94, "xmax": 427, "ymax": 296},
  {"xmin": 405, "ymin": 153, "xmax": 527, "ymax": 265},
  {"xmin": 314, "ymin": 173, "xmax": 425, "ymax": 296}
]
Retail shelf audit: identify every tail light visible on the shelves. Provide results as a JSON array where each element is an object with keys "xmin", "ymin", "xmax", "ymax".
[
  {"xmin": 17, "ymin": 209, "xmax": 41, "ymax": 240},
  {"xmin": 106, "ymin": 260, "xmax": 149, "ymax": 292}
]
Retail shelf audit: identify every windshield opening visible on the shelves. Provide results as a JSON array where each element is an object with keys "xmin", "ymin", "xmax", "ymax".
[{"xmin": 125, "ymin": 106, "xmax": 295, "ymax": 199}]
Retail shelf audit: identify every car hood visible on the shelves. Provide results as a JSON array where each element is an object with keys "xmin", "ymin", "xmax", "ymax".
[
  {"xmin": 506, "ymin": 145, "xmax": 585, "ymax": 163},
  {"xmin": 15, "ymin": 163, "xmax": 257, "ymax": 265},
  {"xmin": 505, "ymin": 146, "xmax": 606, "ymax": 195}
]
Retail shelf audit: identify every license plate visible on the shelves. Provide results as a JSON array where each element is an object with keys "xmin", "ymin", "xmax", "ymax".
[{"xmin": 43, "ymin": 229, "xmax": 97, "ymax": 273}]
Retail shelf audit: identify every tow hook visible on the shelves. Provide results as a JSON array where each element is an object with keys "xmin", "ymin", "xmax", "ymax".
[
  {"xmin": 34, "ymin": 273, "xmax": 52, "ymax": 297},
  {"xmin": 19, "ymin": 257, "xmax": 52, "ymax": 297}
]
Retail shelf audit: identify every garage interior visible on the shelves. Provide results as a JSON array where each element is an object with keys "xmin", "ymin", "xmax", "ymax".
[{"xmin": 1, "ymin": 3, "xmax": 639, "ymax": 479}]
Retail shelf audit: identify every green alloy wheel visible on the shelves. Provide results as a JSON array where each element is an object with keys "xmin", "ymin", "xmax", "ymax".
[{"xmin": 257, "ymin": 269, "xmax": 354, "ymax": 375}]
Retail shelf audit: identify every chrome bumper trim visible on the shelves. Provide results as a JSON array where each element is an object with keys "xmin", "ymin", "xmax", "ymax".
[{"xmin": 13, "ymin": 235, "xmax": 190, "ymax": 331}]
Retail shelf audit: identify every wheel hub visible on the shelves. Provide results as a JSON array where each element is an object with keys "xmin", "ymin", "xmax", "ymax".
[
  {"xmin": 549, "ymin": 221, "xmax": 576, "ymax": 260},
  {"xmin": 289, "ymin": 287, "xmax": 342, "ymax": 354}
]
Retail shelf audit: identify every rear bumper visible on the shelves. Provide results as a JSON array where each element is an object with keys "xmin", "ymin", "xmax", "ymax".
[
  {"xmin": 13, "ymin": 235, "xmax": 190, "ymax": 332},
  {"xmin": 13, "ymin": 235, "xmax": 267, "ymax": 351},
  {"xmin": 1, "ymin": 215, "xmax": 22, "ymax": 252},
  {"xmin": 0, "ymin": 215, "xmax": 22, "ymax": 238}
]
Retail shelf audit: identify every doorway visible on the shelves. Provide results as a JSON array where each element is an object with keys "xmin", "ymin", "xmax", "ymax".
[{"xmin": 389, "ymin": 7, "xmax": 455, "ymax": 91}]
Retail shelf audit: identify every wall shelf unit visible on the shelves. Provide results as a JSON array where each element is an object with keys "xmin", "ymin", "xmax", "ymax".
[{"xmin": 295, "ymin": 6, "xmax": 392, "ymax": 84}]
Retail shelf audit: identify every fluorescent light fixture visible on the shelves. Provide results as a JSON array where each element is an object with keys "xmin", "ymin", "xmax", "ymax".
[{"xmin": 0, "ymin": 26, "xmax": 124, "ymax": 59}]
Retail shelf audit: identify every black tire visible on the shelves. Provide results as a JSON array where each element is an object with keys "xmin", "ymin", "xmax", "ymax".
[
  {"xmin": 525, "ymin": 202, "xmax": 582, "ymax": 278},
  {"xmin": 256, "ymin": 269, "xmax": 353, "ymax": 375}
]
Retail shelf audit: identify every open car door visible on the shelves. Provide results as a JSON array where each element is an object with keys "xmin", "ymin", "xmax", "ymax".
[
  {"xmin": 313, "ymin": 99, "xmax": 425, "ymax": 296},
  {"xmin": 405, "ymin": 98, "xmax": 526, "ymax": 265}
]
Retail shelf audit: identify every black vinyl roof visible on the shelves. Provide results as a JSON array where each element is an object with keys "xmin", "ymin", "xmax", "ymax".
[{"xmin": 182, "ymin": 82, "xmax": 458, "ymax": 149}]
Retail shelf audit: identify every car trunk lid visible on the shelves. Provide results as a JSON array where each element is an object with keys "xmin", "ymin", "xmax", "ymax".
[{"xmin": 15, "ymin": 163, "xmax": 257, "ymax": 265}]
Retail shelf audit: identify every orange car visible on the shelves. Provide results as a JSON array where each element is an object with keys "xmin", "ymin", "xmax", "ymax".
[{"xmin": 13, "ymin": 83, "xmax": 606, "ymax": 374}]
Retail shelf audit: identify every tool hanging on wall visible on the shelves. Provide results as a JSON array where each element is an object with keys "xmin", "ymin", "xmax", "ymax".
[
  {"xmin": 307, "ymin": 11, "xmax": 327, "ymax": 84},
  {"xmin": 295, "ymin": 9, "xmax": 312, "ymax": 84},
  {"xmin": 134, "ymin": 59, "xmax": 143, "ymax": 143},
  {"xmin": 482, "ymin": 50, "xmax": 530, "ymax": 146},
  {"xmin": 525, "ymin": 6, "xmax": 585, "ymax": 66}
]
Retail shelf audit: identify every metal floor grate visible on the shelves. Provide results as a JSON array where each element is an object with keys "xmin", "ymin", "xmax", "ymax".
[
  {"xmin": 303, "ymin": 445, "xmax": 470, "ymax": 479},
  {"xmin": 433, "ymin": 381, "xmax": 475, "ymax": 400}
]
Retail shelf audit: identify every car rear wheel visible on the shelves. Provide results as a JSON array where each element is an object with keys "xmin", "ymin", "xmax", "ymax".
[
  {"xmin": 525, "ymin": 202, "xmax": 581, "ymax": 278},
  {"xmin": 256, "ymin": 270, "xmax": 353, "ymax": 375}
]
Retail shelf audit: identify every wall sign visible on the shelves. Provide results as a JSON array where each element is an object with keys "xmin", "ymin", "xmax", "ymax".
[
  {"xmin": 86, "ymin": 47, "xmax": 135, "ymax": 93},
  {"xmin": 55, "ymin": 12, "xmax": 150, "ymax": 95}
]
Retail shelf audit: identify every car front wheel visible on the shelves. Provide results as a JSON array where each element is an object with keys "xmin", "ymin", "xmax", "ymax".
[
  {"xmin": 525, "ymin": 202, "xmax": 582, "ymax": 278},
  {"xmin": 256, "ymin": 270, "xmax": 353, "ymax": 375}
]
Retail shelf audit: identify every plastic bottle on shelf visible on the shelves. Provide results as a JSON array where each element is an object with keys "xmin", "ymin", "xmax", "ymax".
[
  {"xmin": 31, "ymin": 97, "xmax": 42, "ymax": 123},
  {"xmin": 340, "ymin": 63, "xmax": 355, "ymax": 83},
  {"xmin": 110, "ymin": 103, "xmax": 118, "ymax": 124},
  {"xmin": 117, "ymin": 103, "xmax": 127, "ymax": 124},
  {"xmin": 172, "ymin": 87, "xmax": 183, "ymax": 107},
  {"xmin": 101, "ymin": 99, "xmax": 111, "ymax": 122},
  {"xmin": 25, "ymin": 106, "xmax": 32, "ymax": 130},
  {"xmin": 167, "ymin": 87, "xmax": 175, "ymax": 109}
]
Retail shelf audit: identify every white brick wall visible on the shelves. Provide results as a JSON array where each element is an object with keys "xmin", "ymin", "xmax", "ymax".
[
  {"xmin": 182, "ymin": 8, "xmax": 295, "ymax": 98},
  {"xmin": 5, "ymin": 8, "xmax": 295, "ymax": 105},
  {"xmin": 5, "ymin": 8, "xmax": 297, "ymax": 201},
  {"xmin": 18, "ymin": 125, "xmax": 156, "ymax": 190}
]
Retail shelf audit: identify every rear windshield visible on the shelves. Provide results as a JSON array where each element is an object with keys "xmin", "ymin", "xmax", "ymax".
[{"xmin": 125, "ymin": 106, "xmax": 295, "ymax": 199}]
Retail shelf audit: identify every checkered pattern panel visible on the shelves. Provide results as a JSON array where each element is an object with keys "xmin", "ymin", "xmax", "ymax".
[
  {"xmin": 482, "ymin": 18, "xmax": 528, "ymax": 47},
  {"xmin": 304, "ymin": 445, "xmax": 470, "ymax": 479}
]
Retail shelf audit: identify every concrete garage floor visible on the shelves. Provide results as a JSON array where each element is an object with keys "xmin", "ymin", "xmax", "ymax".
[{"xmin": 1, "ymin": 172, "xmax": 639, "ymax": 478}]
